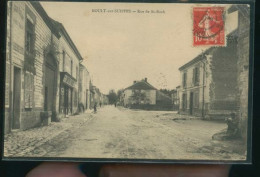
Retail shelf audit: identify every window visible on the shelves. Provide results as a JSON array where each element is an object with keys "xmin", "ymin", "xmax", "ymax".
[
  {"xmin": 25, "ymin": 19, "xmax": 35, "ymax": 54},
  {"xmin": 24, "ymin": 10, "xmax": 35, "ymax": 111},
  {"xmin": 71, "ymin": 60, "xmax": 73, "ymax": 75},
  {"xmin": 194, "ymin": 92, "xmax": 199, "ymax": 108},
  {"xmin": 182, "ymin": 72, "xmax": 187, "ymax": 88},
  {"xmin": 24, "ymin": 72, "xmax": 34, "ymax": 110},
  {"xmin": 193, "ymin": 67, "xmax": 200, "ymax": 86},
  {"xmin": 24, "ymin": 16, "xmax": 36, "ymax": 74}
]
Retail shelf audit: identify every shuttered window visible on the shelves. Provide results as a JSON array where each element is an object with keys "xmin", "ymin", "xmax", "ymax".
[
  {"xmin": 24, "ymin": 72, "xmax": 34, "ymax": 110},
  {"xmin": 182, "ymin": 72, "xmax": 187, "ymax": 88},
  {"xmin": 194, "ymin": 92, "xmax": 199, "ymax": 108},
  {"xmin": 193, "ymin": 67, "xmax": 200, "ymax": 86}
]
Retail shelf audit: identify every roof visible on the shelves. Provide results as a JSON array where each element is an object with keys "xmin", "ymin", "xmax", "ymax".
[
  {"xmin": 179, "ymin": 30, "xmax": 238, "ymax": 71},
  {"xmin": 156, "ymin": 90, "xmax": 172, "ymax": 102},
  {"xmin": 30, "ymin": 2, "xmax": 60, "ymax": 38},
  {"xmin": 79, "ymin": 63, "xmax": 89, "ymax": 73},
  {"xmin": 49, "ymin": 18, "xmax": 83, "ymax": 61},
  {"xmin": 125, "ymin": 80, "xmax": 157, "ymax": 90},
  {"xmin": 178, "ymin": 49, "xmax": 210, "ymax": 71}
]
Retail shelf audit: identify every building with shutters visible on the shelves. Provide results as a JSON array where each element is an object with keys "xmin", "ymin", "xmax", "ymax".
[
  {"xmin": 4, "ymin": 1, "xmax": 83, "ymax": 133},
  {"xmin": 122, "ymin": 78, "xmax": 173, "ymax": 110},
  {"xmin": 5, "ymin": 1, "xmax": 62, "ymax": 133},
  {"xmin": 227, "ymin": 5, "xmax": 250, "ymax": 146},
  {"xmin": 49, "ymin": 19, "xmax": 83, "ymax": 117},
  {"xmin": 179, "ymin": 31, "xmax": 239, "ymax": 119}
]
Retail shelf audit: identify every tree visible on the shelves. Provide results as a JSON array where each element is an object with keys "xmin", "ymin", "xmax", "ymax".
[
  {"xmin": 107, "ymin": 89, "xmax": 117, "ymax": 104},
  {"xmin": 117, "ymin": 89, "xmax": 124, "ymax": 105},
  {"xmin": 130, "ymin": 90, "xmax": 150, "ymax": 104}
]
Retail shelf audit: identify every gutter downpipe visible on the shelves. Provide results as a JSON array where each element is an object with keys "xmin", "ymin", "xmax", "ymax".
[{"xmin": 202, "ymin": 60, "xmax": 205, "ymax": 120}]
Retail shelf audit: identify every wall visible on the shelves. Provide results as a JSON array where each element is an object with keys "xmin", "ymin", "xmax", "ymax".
[
  {"xmin": 123, "ymin": 89, "xmax": 132, "ymax": 106},
  {"xmin": 5, "ymin": 2, "xmax": 12, "ymax": 133},
  {"xmin": 236, "ymin": 6, "xmax": 250, "ymax": 147},
  {"xmin": 207, "ymin": 34, "xmax": 239, "ymax": 118},
  {"xmin": 58, "ymin": 32, "xmax": 80, "ymax": 114},
  {"xmin": 79, "ymin": 65, "xmax": 90, "ymax": 110},
  {"xmin": 179, "ymin": 60, "xmax": 208, "ymax": 116},
  {"xmin": 5, "ymin": 2, "xmax": 60, "ymax": 131}
]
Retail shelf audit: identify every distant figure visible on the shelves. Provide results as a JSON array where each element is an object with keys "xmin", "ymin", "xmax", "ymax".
[
  {"xmin": 94, "ymin": 103, "xmax": 97, "ymax": 113},
  {"xmin": 100, "ymin": 102, "xmax": 102, "ymax": 108},
  {"xmin": 114, "ymin": 102, "xmax": 117, "ymax": 107}
]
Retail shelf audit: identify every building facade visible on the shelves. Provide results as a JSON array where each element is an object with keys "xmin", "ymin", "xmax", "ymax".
[
  {"xmin": 51, "ymin": 19, "xmax": 83, "ymax": 117},
  {"xmin": 172, "ymin": 86, "xmax": 180, "ymax": 110},
  {"xmin": 79, "ymin": 64, "xmax": 91, "ymax": 111},
  {"xmin": 228, "ymin": 5, "xmax": 250, "ymax": 145},
  {"xmin": 123, "ymin": 78, "xmax": 157, "ymax": 106},
  {"xmin": 5, "ymin": 1, "xmax": 61, "ymax": 133},
  {"xmin": 5, "ymin": 1, "xmax": 83, "ymax": 133},
  {"xmin": 179, "ymin": 32, "xmax": 239, "ymax": 119}
]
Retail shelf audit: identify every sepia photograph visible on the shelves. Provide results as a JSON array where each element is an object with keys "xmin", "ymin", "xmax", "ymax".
[{"xmin": 3, "ymin": 1, "xmax": 253, "ymax": 162}]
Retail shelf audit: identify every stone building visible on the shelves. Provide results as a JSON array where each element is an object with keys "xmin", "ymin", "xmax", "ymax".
[
  {"xmin": 179, "ymin": 31, "xmax": 239, "ymax": 119},
  {"xmin": 4, "ymin": 1, "xmax": 83, "ymax": 133},
  {"xmin": 123, "ymin": 78, "xmax": 157, "ymax": 106},
  {"xmin": 172, "ymin": 85, "xmax": 180, "ymax": 110},
  {"xmin": 49, "ymin": 19, "xmax": 83, "ymax": 117},
  {"xmin": 123, "ymin": 78, "xmax": 173, "ymax": 110},
  {"xmin": 5, "ymin": 1, "xmax": 61, "ymax": 133},
  {"xmin": 79, "ymin": 64, "xmax": 91, "ymax": 111},
  {"xmin": 228, "ymin": 5, "xmax": 250, "ymax": 145}
]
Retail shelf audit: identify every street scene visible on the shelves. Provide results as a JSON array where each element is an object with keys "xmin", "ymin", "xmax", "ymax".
[
  {"xmin": 3, "ymin": 2, "xmax": 251, "ymax": 161},
  {"xmin": 4, "ymin": 106, "xmax": 245, "ymax": 160}
]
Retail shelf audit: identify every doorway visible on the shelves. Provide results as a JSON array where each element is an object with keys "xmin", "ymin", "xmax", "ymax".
[
  {"xmin": 12, "ymin": 67, "xmax": 21, "ymax": 129},
  {"xmin": 190, "ymin": 92, "xmax": 193, "ymax": 115},
  {"xmin": 44, "ymin": 54, "xmax": 57, "ymax": 120},
  {"xmin": 44, "ymin": 65, "xmax": 55, "ymax": 112}
]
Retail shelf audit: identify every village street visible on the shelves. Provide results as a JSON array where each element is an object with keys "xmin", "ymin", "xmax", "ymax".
[{"xmin": 4, "ymin": 106, "xmax": 245, "ymax": 160}]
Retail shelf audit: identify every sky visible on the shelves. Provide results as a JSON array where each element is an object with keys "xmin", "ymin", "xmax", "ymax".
[{"xmin": 41, "ymin": 2, "xmax": 237, "ymax": 94}]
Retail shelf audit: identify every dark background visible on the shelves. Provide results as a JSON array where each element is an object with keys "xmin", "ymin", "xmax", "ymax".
[{"xmin": 0, "ymin": 0, "xmax": 259, "ymax": 176}]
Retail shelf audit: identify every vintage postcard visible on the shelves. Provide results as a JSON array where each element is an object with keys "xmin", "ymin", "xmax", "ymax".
[{"xmin": 2, "ymin": 1, "xmax": 253, "ymax": 163}]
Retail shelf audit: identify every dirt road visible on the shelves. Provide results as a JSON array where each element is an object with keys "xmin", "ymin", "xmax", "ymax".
[
  {"xmin": 40, "ymin": 106, "xmax": 244, "ymax": 160},
  {"xmin": 5, "ymin": 105, "xmax": 245, "ymax": 160}
]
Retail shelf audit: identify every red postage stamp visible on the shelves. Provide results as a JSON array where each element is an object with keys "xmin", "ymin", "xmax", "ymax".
[{"xmin": 193, "ymin": 7, "xmax": 225, "ymax": 46}]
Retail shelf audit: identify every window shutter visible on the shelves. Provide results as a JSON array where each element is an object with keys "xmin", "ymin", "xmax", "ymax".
[
  {"xmin": 192, "ymin": 68, "xmax": 195, "ymax": 85},
  {"xmin": 197, "ymin": 67, "xmax": 200, "ymax": 84},
  {"xmin": 182, "ymin": 74, "xmax": 184, "ymax": 87}
]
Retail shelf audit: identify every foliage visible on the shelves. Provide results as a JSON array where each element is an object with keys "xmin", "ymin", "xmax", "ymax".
[
  {"xmin": 130, "ymin": 90, "xmax": 150, "ymax": 104},
  {"xmin": 107, "ymin": 89, "xmax": 117, "ymax": 104}
]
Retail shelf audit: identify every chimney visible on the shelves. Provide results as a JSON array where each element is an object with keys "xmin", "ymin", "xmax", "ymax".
[{"xmin": 144, "ymin": 78, "xmax": 147, "ymax": 82}]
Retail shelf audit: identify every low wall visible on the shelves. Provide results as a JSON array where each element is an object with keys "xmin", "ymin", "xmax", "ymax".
[{"xmin": 128, "ymin": 104, "xmax": 174, "ymax": 111}]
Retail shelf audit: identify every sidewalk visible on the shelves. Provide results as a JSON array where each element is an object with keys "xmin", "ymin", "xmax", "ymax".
[{"xmin": 3, "ymin": 112, "xmax": 92, "ymax": 157}]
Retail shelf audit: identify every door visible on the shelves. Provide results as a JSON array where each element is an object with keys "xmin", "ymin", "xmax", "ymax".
[
  {"xmin": 182, "ymin": 94, "xmax": 186, "ymax": 110},
  {"xmin": 44, "ymin": 65, "xmax": 55, "ymax": 112},
  {"xmin": 13, "ymin": 67, "xmax": 21, "ymax": 129},
  {"xmin": 64, "ymin": 86, "xmax": 68, "ymax": 115},
  {"xmin": 190, "ymin": 92, "xmax": 193, "ymax": 115}
]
